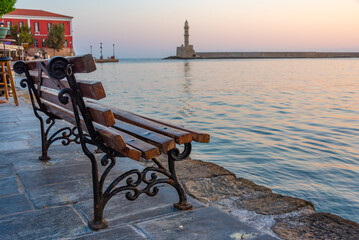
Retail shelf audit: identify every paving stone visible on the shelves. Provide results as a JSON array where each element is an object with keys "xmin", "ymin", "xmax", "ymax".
[
  {"xmin": 136, "ymin": 207, "xmax": 274, "ymax": 240},
  {"xmin": 12, "ymin": 151, "xmax": 87, "ymax": 172},
  {"xmin": 18, "ymin": 163, "xmax": 94, "ymax": 188},
  {"xmin": 0, "ymin": 131, "xmax": 33, "ymax": 141},
  {"xmin": 15, "ymin": 120, "xmax": 41, "ymax": 128},
  {"xmin": 76, "ymin": 186, "xmax": 203, "ymax": 227},
  {"xmin": 17, "ymin": 154, "xmax": 145, "ymax": 188},
  {"xmin": 19, "ymin": 108, "xmax": 35, "ymax": 114},
  {"xmin": 71, "ymin": 225, "xmax": 147, "ymax": 240},
  {"xmin": 0, "ymin": 122, "xmax": 17, "ymax": 128},
  {"xmin": 0, "ymin": 176, "xmax": 19, "ymax": 196},
  {"xmin": 28, "ymin": 136, "xmax": 68, "ymax": 149},
  {"xmin": 0, "ymin": 147, "xmax": 48, "ymax": 165},
  {"xmin": 0, "ymin": 205, "xmax": 90, "ymax": 240},
  {"xmin": 7, "ymin": 145, "xmax": 84, "ymax": 170},
  {"xmin": 0, "ymin": 116, "xmax": 19, "ymax": 123},
  {"xmin": 26, "ymin": 180, "xmax": 93, "ymax": 209},
  {"xmin": 0, "ymin": 194, "xmax": 33, "ymax": 216},
  {"xmin": 2, "ymin": 126, "xmax": 39, "ymax": 135},
  {"xmin": 0, "ymin": 164, "xmax": 13, "ymax": 179},
  {"xmin": 14, "ymin": 115, "xmax": 37, "ymax": 122},
  {"xmin": 0, "ymin": 140, "xmax": 31, "ymax": 152}
]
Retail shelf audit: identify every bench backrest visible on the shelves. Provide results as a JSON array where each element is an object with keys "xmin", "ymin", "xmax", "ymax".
[{"xmin": 14, "ymin": 55, "xmax": 140, "ymax": 159}]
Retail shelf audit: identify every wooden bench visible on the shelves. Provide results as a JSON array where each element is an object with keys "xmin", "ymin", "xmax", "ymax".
[{"xmin": 13, "ymin": 55, "xmax": 210, "ymax": 230}]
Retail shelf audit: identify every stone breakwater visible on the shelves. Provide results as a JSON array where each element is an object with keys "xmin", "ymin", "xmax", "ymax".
[
  {"xmin": 143, "ymin": 155, "xmax": 359, "ymax": 240},
  {"xmin": 165, "ymin": 52, "xmax": 359, "ymax": 59}
]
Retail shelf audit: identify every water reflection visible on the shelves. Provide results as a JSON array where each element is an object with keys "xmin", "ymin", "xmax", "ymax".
[
  {"xmin": 177, "ymin": 61, "xmax": 193, "ymax": 118},
  {"xmin": 182, "ymin": 61, "xmax": 192, "ymax": 95}
]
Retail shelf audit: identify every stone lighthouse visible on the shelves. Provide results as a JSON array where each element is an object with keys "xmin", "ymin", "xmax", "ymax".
[
  {"xmin": 184, "ymin": 20, "xmax": 189, "ymax": 47},
  {"xmin": 176, "ymin": 20, "xmax": 196, "ymax": 58}
]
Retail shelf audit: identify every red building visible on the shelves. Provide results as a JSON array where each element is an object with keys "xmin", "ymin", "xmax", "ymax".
[{"xmin": 1, "ymin": 8, "xmax": 74, "ymax": 57}]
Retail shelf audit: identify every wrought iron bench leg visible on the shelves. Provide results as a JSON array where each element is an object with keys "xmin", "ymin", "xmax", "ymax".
[
  {"xmin": 38, "ymin": 115, "xmax": 51, "ymax": 161},
  {"xmin": 168, "ymin": 148, "xmax": 193, "ymax": 211}
]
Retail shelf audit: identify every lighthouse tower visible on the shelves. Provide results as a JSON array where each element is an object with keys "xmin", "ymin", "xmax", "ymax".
[
  {"xmin": 176, "ymin": 20, "xmax": 196, "ymax": 58},
  {"xmin": 184, "ymin": 20, "xmax": 189, "ymax": 47}
]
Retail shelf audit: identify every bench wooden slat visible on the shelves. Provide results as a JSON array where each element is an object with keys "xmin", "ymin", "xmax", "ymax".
[
  {"xmin": 76, "ymin": 80, "xmax": 106, "ymax": 100},
  {"xmin": 112, "ymin": 120, "xmax": 175, "ymax": 153},
  {"xmin": 85, "ymin": 102, "xmax": 115, "ymax": 127},
  {"xmin": 40, "ymin": 88, "xmax": 73, "ymax": 112},
  {"xmin": 108, "ymin": 127, "xmax": 161, "ymax": 159},
  {"xmin": 26, "ymin": 54, "xmax": 96, "ymax": 73},
  {"xmin": 131, "ymin": 114, "xmax": 210, "ymax": 143},
  {"xmin": 33, "ymin": 76, "xmax": 106, "ymax": 100},
  {"xmin": 41, "ymin": 89, "xmax": 115, "ymax": 127},
  {"xmin": 42, "ymin": 100, "xmax": 141, "ymax": 160},
  {"xmin": 109, "ymin": 107, "xmax": 193, "ymax": 145},
  {"xmin": 93, "ymin": 123, "xmax": 141, "ymax": 160}
]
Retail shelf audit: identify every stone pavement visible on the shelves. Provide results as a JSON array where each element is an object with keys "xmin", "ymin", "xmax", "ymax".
[{"xmin": 0, "ymin": 96, "xmax": 278, "ymax": 239}]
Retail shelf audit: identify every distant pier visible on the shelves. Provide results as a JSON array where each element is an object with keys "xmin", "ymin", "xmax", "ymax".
[{"xmin": 165, "ymin": 51, "xmax": 359, "ymax": 59}]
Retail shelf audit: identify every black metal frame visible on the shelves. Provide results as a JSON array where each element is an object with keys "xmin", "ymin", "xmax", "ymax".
[{"xmin": 14, "ymin": 57, "xmax": 193, "ymax": 230}]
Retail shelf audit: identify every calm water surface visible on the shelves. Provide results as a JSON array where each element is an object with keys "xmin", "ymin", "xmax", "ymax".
[{"xmin": 85, "ymin": 58, "xmax": 359, "ymax": 222}]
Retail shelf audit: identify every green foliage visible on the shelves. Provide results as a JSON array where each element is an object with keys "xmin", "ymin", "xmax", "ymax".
[
  {"xmin": 46, "ymin": 23, "xmax": 65, "ymax": 53},
  {"xmin": 9, "ymin": 24, "xmax": 18, "ymax": 40},
  {"xmin": 0, "ymin": 0, "xmax": 16, "ymax": 16},
  {"xmin": 10, "ymin": 24, "xmax": 34, "ymax": 50}
]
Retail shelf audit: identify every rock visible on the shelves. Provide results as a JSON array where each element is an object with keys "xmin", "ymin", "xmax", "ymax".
[
  {"xmin": 238, "ymin": 193, "xmax": 315, "ymax": 215},
  {"xmin": 150, "ymin": 155, "xmax": 235, "ymax": 180},
  {"xmin": 183, "ymin": 175, "xmax": 314, "ymax": 215},
  {"xmin": 163, "ymin": 157, "xmax": 315, "ymax": 215},
  {"xmin": 272, "ymin": 212, "xmax": 359, "ymax": 240},
  {"xmin": 182, "ymin": 175, "xmax": 270, "ymax": 202}
]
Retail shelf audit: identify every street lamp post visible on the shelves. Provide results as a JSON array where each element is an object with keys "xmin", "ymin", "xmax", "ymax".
[
  {"xmin": 90, "ymin": 45, "xmax": 92, "ymax": 55},
  {"xmin": 100, "ymin": 42, "xmax": 103, "ymax": 60},
  {"xmin": 16, "ymin": 33, "xmax": 20, "ymax": 60},
  {"xmin": 113, "ymin": 43, "xmax": 115, "ymax": 59}
]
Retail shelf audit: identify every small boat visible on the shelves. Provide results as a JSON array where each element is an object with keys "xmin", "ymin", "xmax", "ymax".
[{"xmin": 95, "ymin": 58, "xmax": 119, "ymax": 63}]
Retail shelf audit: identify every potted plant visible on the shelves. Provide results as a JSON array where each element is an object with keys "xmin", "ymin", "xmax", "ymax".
[{"xmin": 0, "ymin": 0, "xmax": 17, "ymax": 38}]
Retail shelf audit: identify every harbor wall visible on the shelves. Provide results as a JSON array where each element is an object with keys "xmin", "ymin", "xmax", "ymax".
[{"xmin": 195, "ymin": 52, "xmax": 359, "ymax": 59}]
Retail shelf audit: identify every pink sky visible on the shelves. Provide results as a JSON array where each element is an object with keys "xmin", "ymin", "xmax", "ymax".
[{"xmin": 15, "ymin": 0, "xmax": 359, "ymax": 58}]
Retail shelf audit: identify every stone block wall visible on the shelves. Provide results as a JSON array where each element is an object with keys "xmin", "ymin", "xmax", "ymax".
[
  {"xmin": 176, "ymin": 45, "xmax": 196, "ymax": 58},
  {"xmin": 196, "ymin": 52, "xmax": 359, "ymax": 59},
  {"xmin": 27, "ymin": 47, "xmax": 75, "ymax": 59}
]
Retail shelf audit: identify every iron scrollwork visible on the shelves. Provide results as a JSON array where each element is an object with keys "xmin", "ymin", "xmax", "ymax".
[{"xmin": 96, "ymin": 144, "xmax": 193, "ymax": 215}]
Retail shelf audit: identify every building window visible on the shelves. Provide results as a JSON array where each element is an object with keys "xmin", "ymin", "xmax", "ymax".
[
  {"xmin": 34, "ymin": 22, "xmax": 39, "ymax": 32},
  {"xmin": 19, "ymin": 22, "xmax": 24, "ymax": 28},
  {"xmin": 42, "ymin": 39, "xmax": 46, "ymax": 47},
  {"xmin": 47, "ymin": 23, "xmax": 52, "ymax": 31},
  {"xmin": 6, "ymin": 21, "xmax": 11, "ymax": 28},
  {"xmin": 34, "ymin": 39, "xmax": 38, "ymax": 48},
  {"xmin": 65, "ymin": 40, "xmax": 68, "ymax": 48},
  {"xmin": 60, "ymin": 23, "xmax": 64, "ymax": 29}
]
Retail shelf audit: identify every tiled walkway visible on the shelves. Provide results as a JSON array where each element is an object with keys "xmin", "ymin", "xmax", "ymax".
[{"xmin": 0, "ymin": 97, "xmax": 277, "ymax": 239}]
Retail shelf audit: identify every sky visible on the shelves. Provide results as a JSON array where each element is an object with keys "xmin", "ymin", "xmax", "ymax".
[{"xmin": 14, "ymin": 0, "xmax": 359, "ymax": 58}]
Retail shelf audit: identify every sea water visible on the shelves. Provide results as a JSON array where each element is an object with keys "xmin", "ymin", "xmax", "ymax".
[{"xmin": 84, "ymin": 58, "xmax": 359, "ymax": 222}]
